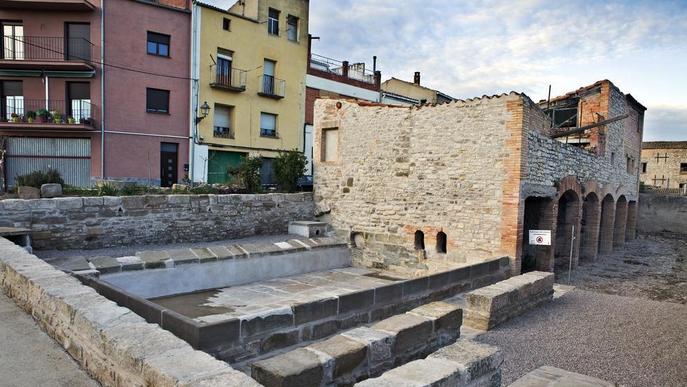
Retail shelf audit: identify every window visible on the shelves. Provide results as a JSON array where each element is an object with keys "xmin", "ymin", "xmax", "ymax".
[
  {"xmin": 66, "ymin": 23, "xmax": 90, "ymax": 60},
  {"xmin": 2, "ymin": 23, "xmax": 24, "ymax": 60},
  {"xmin": 287, "ymin": 15, "xmax": 298, "ymax": 41},
  {"xmin": 262, "ymin": 59, "xmax": 276, "ymax": 94},
  {"xmin": 146, "ymin": 88, "xmax": 169, "ymax": 113},
  {"xmin": 260, "ymin": 112, "xmax": 277, "ymax": 137},
  {"xmin": 436, "ymin": 232, "xmax": 447, "ymax": 254},
  {"xmin": 147, "ymin": 32, "xmax": 170, "ymax": 57},
  {"xmin": 414, "ymin": 230, "xmax": 425, "ymax": 250},
  {"xmin": 213, "ymin": 104, "xmax": 233, "ymax": 138},
  {"xmin": 67, "ymin": 82, "xmax": 91, "ymax": 122},
  {"xmin": 321, "ymin": 127, "xmax": 339, "ymax": 162},
  {"xmin": 681, "ymin": 163, "xmax": 687, "ymax": 174},
  {"xmin": 215, "ymin": 49, "xmax": 233, "ymax": 85},
  {"xmin": 261, "ymin": 157, "xmax": 275, "ymax": 185},
  {"xmin": 222, "ymin": 18, "xmax": 231, "ymax": 31},
  {"xmin": 641, "ymin": 162, "xmax": 647, "ymax": 173},
  {"xmin": 1, "ymin": 80, "xmax": 23, "ymax": 120},
  {"xmin": 267, "ymin": 8, "xmax": 279, "ymax": 35}
]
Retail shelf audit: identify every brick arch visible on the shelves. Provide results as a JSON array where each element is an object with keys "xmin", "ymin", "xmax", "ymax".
[
  {"xmin": 554, "ymin": 189, "xmax": 582, "ymax": 272},
  {"xmin": 556, "ymin": 176, "xmax": 583, "ymax": 200}
]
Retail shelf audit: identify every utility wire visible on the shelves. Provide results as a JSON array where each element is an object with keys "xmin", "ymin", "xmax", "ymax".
[{"xmin": 7, "ymin": 35, "xmax": 198, "ymax": 81}]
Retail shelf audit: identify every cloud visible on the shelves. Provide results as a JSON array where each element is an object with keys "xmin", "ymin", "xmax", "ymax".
[
  {"xmin": 644, "ymin": 106, "xmax": 687, "ymax": 141},
  {"xmin": 310, "ymin": 1, "xmax": 687, "ymax": 140}
]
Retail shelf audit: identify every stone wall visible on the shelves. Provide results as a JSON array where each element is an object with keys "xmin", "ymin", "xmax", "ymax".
[
  {"xmin": 637, "ymin": 193, "xmax": 687, "ymax": 235},
  {"xmin": 640, "ymin": 143, "xmax": 687, "ymax": 190},
  {"xmin": 313, "ymin": 95, "xmax": 520, "ymax": 269},
  {"xmin": 0, "ymin": 193, "xmax": 314, "ymax": 250},
  {"xmin": 0, "ymin": 237, "xmax": 259, "ymax": 386}
]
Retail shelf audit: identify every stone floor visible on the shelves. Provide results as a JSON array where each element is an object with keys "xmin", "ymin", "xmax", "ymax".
[
  {"xmin": 151, "ymin": 266, "xmax": 400, "ymax": 323},
  {"xmin": 0, "ymin": 292, "xmax": 99, "ymax": 387}
]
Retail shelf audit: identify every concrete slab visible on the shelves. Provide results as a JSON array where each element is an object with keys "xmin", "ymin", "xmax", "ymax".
[{"xmin": 509, "ymin": 365, "xmax": 615, "ymax": 387}]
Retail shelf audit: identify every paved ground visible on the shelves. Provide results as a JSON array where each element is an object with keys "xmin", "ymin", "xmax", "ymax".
[
  {"xmin": 564, "ymin": 233, "xmax": 687, "ymax": 304},
  {"xmin": 0, "ymin": 292, "xmax": 98, "ymax": 387},
  {"xmin": 476, "ymin": 289, "xmax": 687, "ymax": 386}
]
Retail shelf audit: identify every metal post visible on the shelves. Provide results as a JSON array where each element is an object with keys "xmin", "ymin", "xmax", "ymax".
[{"xmin": 568, "ymin": 225, "xmax": 575, "ymax": 283}]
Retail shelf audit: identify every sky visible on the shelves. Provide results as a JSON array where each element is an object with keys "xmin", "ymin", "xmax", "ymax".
[{"xmin": 309, "ymin": 0, "xmax": 687, "ymax": 141}]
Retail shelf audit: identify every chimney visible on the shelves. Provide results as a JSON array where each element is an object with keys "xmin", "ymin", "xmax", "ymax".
[{"xmin": 414, "ymin": 71, "xmax": 421, "ymax": 85}]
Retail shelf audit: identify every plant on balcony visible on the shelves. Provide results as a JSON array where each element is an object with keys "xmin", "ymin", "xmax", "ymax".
[
  {"xmin": 26, "ymin": 111, "xmax": 36, "ymax": 123},
  {"xmin": 36, "ymin": 109, "xmax": 50, "ymax": 123},
  {"xmin": 51, "ymin": 111, "xmax": 63, "ymax": 124},
  {"xmin": 10, "ymin": 113, "xmax": 20, "ymax": 123},
  {"xmin": 67, "ymin": 116, "xmax": 76, "ymax": 125}
]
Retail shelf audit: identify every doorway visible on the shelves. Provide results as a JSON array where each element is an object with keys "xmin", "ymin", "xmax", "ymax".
[
  {"xmin": 65, "ymin": 22, "xmax": 90, "ymax": 61},
  {"xmin": 160, "ymin": 142, "xmax": 178, "ymax": 187}
]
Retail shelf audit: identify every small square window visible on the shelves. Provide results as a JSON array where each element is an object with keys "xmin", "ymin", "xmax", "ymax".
[
  {"xmin": 222, "ymin": 18, "xmax": 231, "ymax": 31},
  {"xmin": 681, "ymin": 163, "xmax": 687, "ymax": 174},
  {"xmin": 147, "ymin": 31, "xmax": 170, "ymax": 57},
  {"xmin": 260, "ymin": 112, "xmax": 277, "ymax": 137},
  {"xmin": 146, "ymin": 88, "xmax": 169, "ymax": 113}
]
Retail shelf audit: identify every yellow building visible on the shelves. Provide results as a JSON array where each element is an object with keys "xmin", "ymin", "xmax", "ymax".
[
  {"xmin": 191, "ymin": 0, "xmax": 309, "ymax": 184},
  {"xmin": 380, "ymin": 73, "xmax": 455, "ymax": 106}
]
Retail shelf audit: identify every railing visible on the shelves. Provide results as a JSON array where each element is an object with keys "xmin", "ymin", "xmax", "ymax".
[
  {"xmin": 0, "ymin": 98, "xmax": 96, "ymax": 127},
  {"xmin": 211, "ymin": 67, "xmax": 247, "ymax": 90},
  {"xmin": 309, "ymin": 53, "xmax": 376, "ymax": 84},
  {"xmin": 640, "ymin": 186, "xmax": 687, "ymax": 196},
  {"xmin": 258, "ymin": 75, "xmax": 285, "ymax": 98},
  {"xmin": 213, "ymin": 125, "xmax": 233, "ymax": 139},
  {"xmin": 1, "ymin": 36, "xmax": 94, "ymax": 62}
]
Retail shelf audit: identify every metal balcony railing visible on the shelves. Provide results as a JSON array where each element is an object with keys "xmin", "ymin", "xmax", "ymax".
[
  {"xmin": 0, "ymin": 98, "xmax": 96, "ymax": 127},
  {"xmin": 211, "ymin": 67, "xmax": 247, "ymax": 91},
  {"xmin": 258, "ymin": 75, "xmax": 285, "ymax": 98},
  {"xmin": 213, "ymin": 125, "xmax": 234, "ymax": 139},
  {"xmin": 1, "ymin": 36, "xmax": 94, "ymax": 62},
  {"xmin": 309, "ymin": 53, "xmax": 376, "ymax": 84}
]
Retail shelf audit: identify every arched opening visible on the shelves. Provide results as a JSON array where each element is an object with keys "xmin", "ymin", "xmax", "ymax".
[
  {"xmin": 521, "ymin": 196, "xmax": 554, "ymax": 273},
  {"xmin": 580, "ymin": 192, "xmax": 601, "ymax": 261},
  {"xmin": 554, "ymin": 190, "xmax": 580, "ymax": 272},
  {"xmin": 626, "ymin": 201, "xmax": 638, "ymax": 241},
  {"xmin": 436, "ymin": 231, "xmax": 447, "ymax": 254},
  {"xmin": 598, "ymin": 194, "xmax": 615, "ymax": 255},
  {"xmin": 350, "ymin": 232, "xmax": 365, "ymax": 249},
  {"xmin": 414, "ymin": 230, "xmax": 425, "ymax": 250},
  {"xmin": 613, "ymin": 195, "xmax": 628, "ymax": 249}
]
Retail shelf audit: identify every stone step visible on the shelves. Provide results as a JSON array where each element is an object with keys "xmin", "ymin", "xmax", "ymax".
[
  {"xmin": 509, "ymin": 366, "xmax": 615, "ymax": 387},
  {"xmin": 251, "ymin": 301, "xmax": 463, "ymax": 387}
]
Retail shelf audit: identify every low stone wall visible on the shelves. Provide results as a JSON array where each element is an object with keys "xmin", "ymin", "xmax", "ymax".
[
  {"xmin": 464, "ymin": 271, "xmax": 554, "ymax": 331},
  {"xmin": 0, "ymin": 237, "xmax": 260, "ymax": 387},
  {"xmin": 0, "ymin": 192, "xmax": 314, "ymax": 250},
  {"xmin": 252, "ymin": 301, "xmax": 462, "ymax": 386},
  {"xmin": 637, "ymin": 192, "xmax": 687, "ymax": 235},
  {"xmin": 356, "ymin": 339, "xmax": 503, "ymax": 387}
]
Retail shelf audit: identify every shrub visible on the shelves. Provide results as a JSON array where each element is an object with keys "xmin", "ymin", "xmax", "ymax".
[
  {"xmin": 189, "ymin": 185, "xmax": 219, "ymax": 195},
  {"xmin": 14, "ymin": 168, "xmax": 64, "ymax": 188},
  {"xmin": 229, "ymin": 156, "xmax": 262, "ymax": 193},
  {"xmin": 97, "ymin": 183, "xmax": 118, "ymax": 196},
  {"xmin": 119, "ymin": 184, "xmax": 140, "ymax": 196},
  {"xmin": 274, "ymin": 149, "xmax": 307, "ymax": 192}
]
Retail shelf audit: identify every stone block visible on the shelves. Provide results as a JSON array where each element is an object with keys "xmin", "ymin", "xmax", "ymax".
[
  {"xmin": 402, "ymin": 277, "xmax": 429, "ymax": 296},
  {"xmin": 288, "ymin": 221, "xmax": 328, "ymax": 238},
  {"xmin": 252, "ymin": 348, "xmax": 324, "ymax": 387},
  {"xmin": 54, "ymin": 197, "xmax": 83, "ymax": 210},
  {"xmin": 342, "ymin": 327, "xmax": 394, "ymax": 365},
  {"xmin": 293, "ymin": 297, "xmax": 338, "ymax": 325},
  {"xmin": 40, "ymin": 183, "xmax": 62, "ymax": 198},
  {"xmin": 371, "ymin": 313, "xmax": 433, "ymax": 353},
  {"xmin": 197, "ymin": 319, "xmax": 240, "ymax": 351},
  {"xmin": 339, "ymin": 289, "xmax": 374, "ymax": 314},
  {"xmin": 90, "ymin": 256, "xmax": 122, "ymax": 274},
  {"xmin": 116, "ymin": 256, "xmax": 144, "ymax": 271},
  {"xmin": 241, "ymin": 308, "xmax": 294, "ymax": 338},
  {"xmin": 356, "ymin": 358, "xmax": 462, "ymax": 387},
  {"xmin": 374, "ymin": 283, "xmax": 403, "ymax": 305},
  {"xmin": 261, "ymin": 329, "xmax": 300, "ymax": 353},
  {"xmin": 509, "ymin": 365, "xmax": 615, "ymax": 387},
  {"xmin": 191, "ymin": 247, "xmax": 217, "ymax": 262},
  {"xmin": 408, "ymin": 301, "xmax": 462, "ymax": 333},
  {"xmin": 310, "ymin": 335, "xmax": 368, "ymax": 378},
  {"xmin": 168, "ymin": 248, "xmax": 198, "ymax": 265},
  {"xmin": 311, "ymin": 320, "xmax": 338, "ymax": 340},
  {"xmin": 428, "ymin": 339, "xmax": 503, "ymax": 384},
  {"xmin": 208, "ymin": 245, "xmax": 233, "ymax": 260},
  {"xmin": 428, "ymin": 270, "xmax": 451, "ymax": 290},
  {"xmin": 136, "ymin": 250, "xmax": 170, "ymax": 269},
  {"xmin": 17, "ymin": 186, "xmax": 40, "ymax": 200},
  {"xmin": 1, "ymin": 199, "xmax": 29, "ymax": 211}
]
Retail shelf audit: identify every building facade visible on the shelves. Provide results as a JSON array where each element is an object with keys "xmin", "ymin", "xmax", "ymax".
[
  {"xmin": 304, "ymin": 48, "xmax": 381, "ymax": 175},
  {"xmin": 380, "ymin": 73, "xmax": 454, "ymax": 106},
  {"xmin": 640, "ymin": 141, "xmax": 687, "ymax": 191},
  {"xmin": 190, "ymin": 0, "xmax": 309, "ymax": 185},
  {"xmin": 0, "ymin": 0, "xmax": 191, "ymax": 189},
  {"xmin": 313, "ymin": 80, "xmax": 644, "ymax": 276}
]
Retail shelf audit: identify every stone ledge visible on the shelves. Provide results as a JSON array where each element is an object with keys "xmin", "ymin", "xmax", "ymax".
[
  {"xmin": 0, "ymin": 237, "xmax": 260, "ymax": 387},
  {"xmin": 509, "ymin": 365, "xmax": 615, "ymax": 387}
]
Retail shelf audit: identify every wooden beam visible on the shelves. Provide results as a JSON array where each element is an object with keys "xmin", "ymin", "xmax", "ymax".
[{"xmin": 550, "ymin": 114, "xmax": 629, "ymax": 139}]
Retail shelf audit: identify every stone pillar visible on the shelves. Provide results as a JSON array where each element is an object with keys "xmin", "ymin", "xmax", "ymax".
[
  {"xmin": 580, "ymin": 195, "xmax": 601, "ymax": 261},
  {"xmin": 626, "ymin": 201, "xmax": 638, "ymax": 240},
  {"xmin": 613, "ymin": 198, "xmax": 628, "ymax": 249},
  {"xmin": 598, "ymin": 195, "xmax": 615, "ymax": 256}
]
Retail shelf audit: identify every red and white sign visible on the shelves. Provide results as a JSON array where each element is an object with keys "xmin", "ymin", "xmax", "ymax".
[{"xmin": 528, "ymin": 230, "xmax": 551, "ymax": 246}]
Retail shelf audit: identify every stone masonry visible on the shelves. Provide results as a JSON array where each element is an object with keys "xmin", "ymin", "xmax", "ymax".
[{"xmin": 0, "ymin": 193, "xmax": 314, "ymax": 250}]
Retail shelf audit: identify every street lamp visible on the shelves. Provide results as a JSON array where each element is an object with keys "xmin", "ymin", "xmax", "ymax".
[{"xmin": 196, "ymin": 101, "xmax": 210, "ymax": 124}]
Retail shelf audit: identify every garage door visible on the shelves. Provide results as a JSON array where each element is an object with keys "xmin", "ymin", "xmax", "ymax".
[{"xmin": 5, "ymin": 137, "xmax": 92, "ymax": 187}]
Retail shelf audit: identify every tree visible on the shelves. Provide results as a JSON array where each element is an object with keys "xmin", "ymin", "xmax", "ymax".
[
  {"xmin": 274, "ymin": 149, "xmax": 307, "ymax": 192},
  {"xmin": 229, "ymin": 156, "xmax": 262, "ymax": 193}
]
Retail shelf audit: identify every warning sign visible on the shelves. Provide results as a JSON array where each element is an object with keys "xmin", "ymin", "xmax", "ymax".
[{"xmin": 528, "ymin": 230, "xmax": 551, "ymax": 246}]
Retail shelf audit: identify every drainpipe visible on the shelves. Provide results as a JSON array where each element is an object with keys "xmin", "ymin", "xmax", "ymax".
[
  {"xmin": 100, "ymin": 1, "xmax": 105, "ymax": 179},
  {"xmin": 189, "ymin": 3, "xmax": 199, "ymax": 183},
  {"xmin": 44, "ymin": 73, "xmax": 48, "ymax": 109}
]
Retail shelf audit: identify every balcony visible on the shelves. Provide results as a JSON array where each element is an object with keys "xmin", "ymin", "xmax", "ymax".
[
  {"xmin": 0, "ymin": 0, "xmax": 96, "ymax": 11},
  {"xmin": 209, "ymin": 68, "xmax": 247, "ymax": 92},
  {"xmin": 0, "ymin": 99, "xmax": 97, "ymax": 131},
  {"xmin": 258, "ymin": 75, "xmax": 285, "ymax": 99},
  {"xmin": 213, "ymin": 125, "xmax": 234, "ymax": 139},
  {"xmin": 0, "ymin": 36, "xmax": 96, "ymax": 72},
  {"xmin": 309, "ymin": 53, "xmax": 377, "ymax": 85}
]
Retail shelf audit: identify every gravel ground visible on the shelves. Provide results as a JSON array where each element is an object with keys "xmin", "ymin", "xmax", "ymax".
[
  {"xmin": 562, "ymin": 233, "xmax": 687, "ymax": 304},
  {"xmin": 476, "ymin": 289, "xmax": 687, "ymax": 386}
]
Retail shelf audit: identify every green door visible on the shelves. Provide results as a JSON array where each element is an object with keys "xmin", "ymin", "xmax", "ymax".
[{"xmin": 207, "ymin": 150, "xmax": 245, "ymax": 184}]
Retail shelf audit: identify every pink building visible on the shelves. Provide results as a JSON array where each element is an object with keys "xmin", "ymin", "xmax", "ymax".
[{"xmin": 0, "ymin": 0, "xmax": 191, "ymax": 188}]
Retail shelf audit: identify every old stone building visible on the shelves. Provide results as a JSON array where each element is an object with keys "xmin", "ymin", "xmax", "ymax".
[
  {"xmin": 313, "ymin": 80, "xmax": 644, "ymax": 275},
  {"xmin": 640, "ymin": 141, "xmax": 687, "ymax": 191}
]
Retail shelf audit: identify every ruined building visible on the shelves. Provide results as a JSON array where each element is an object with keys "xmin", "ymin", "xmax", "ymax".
[
  {"xmin": 313, "ymin": 80, "xmax": 644, "ymax": 275},
  {"xmin": 640, "ymin": 141, "xmax": 687, "ymax": 191}
]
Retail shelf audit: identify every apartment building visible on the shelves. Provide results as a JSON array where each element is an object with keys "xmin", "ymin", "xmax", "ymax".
[
  {"xmin": 190, "ymin": 0, "xmax": 309, "ymax": 185},
  {"xmin": 0, "ymin": 0, "xmax": 191, "ymax": 188}
]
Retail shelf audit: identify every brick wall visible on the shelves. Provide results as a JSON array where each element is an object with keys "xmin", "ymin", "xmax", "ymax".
[{"xmin": 0, "ymin": 193, "xmax": 314, "ymax": 250}]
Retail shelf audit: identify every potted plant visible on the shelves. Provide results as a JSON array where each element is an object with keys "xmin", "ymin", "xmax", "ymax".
[
  {"xmin": 36, "ymin": 109, "xmax": 50, "ymax": 123},
  {"xmin": 26, "ymin": 111, "xmax": 36, "ymax": 123},
  {"xmin": 51, "ymin": 110, "xmax": 63, "ymax": 124},
  {"xmin": 10, "ymin": 113, "xmax": 20, "ymax": 123},
  {"xmin": 67, "ymin": 116, "xmax": 76, "ymax": 125}
]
